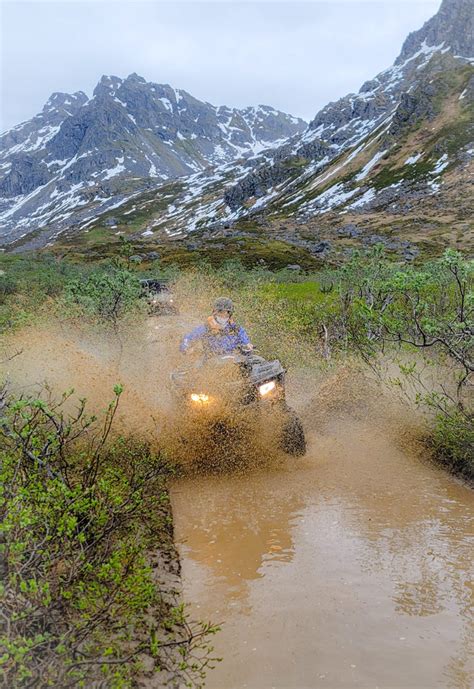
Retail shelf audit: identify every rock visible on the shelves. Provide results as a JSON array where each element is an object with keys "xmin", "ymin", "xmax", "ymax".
[
  {"xmin": 403, "ymin": 246, "xmax": 420, "ymax": 261},
  {"xmin": 286, "ymin": 264, "xmax": 302, "ymax": 271},
  {"xmin": 396, "ymin": 0, "xmax": 473, "ymax": 65},
  {"xmin": 338, "ymin": 223, "xmax": 360, "ymax": 238},
  {"xmin": 104, "ymin": 217, "xmax": 118, "ymax": 227},
  {"xmin": 311, "ymin": 241, "xmax": 331, "ymax": 253},
  {"xmin": 146, "ymin": 251, "xmax": 160, "ymax": 260},
  {"xmin": 129, "ymin": 254, "xmax": 144, "ymax": 263},
  {"xmin": 224, "ymin": 140, "xmax": 328, "ymax": 211},
  {"xmin": 363, "ymin": 234, "xmax": 387, "ymax": 246},
  {"xmin": 0, "ymin": 156, "xmax": 51, "ymax": 197}
]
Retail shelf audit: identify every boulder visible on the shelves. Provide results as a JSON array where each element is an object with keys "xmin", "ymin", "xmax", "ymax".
[
  {"xmin": 311, "ymin": 241, "xmax": 332, "ymax": 253},
  {"xmin": 338, "ymin": 223, "xmax": 360, "ymax": 238}
]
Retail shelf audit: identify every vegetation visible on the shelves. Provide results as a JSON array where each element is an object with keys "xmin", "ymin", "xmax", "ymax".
[
  {"xmin": 333, "ymin": 247, "xmax": 473, "ymax": 477},
  {"xmin": 62, "ymin": 266, "xmax": 145, "ymax": 326},
  {"xmin": 0, "ymin": 385, "xmax": 219, "ymax": 688}
]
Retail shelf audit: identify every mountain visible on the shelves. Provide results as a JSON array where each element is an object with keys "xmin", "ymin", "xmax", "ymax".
[
  {"xmin": 1, "ymin": 0, "xmax": 473, "ymax": 260},
  {"xmin": 0, "ymin": 75, "xmax": 306, "ymax": 246}
]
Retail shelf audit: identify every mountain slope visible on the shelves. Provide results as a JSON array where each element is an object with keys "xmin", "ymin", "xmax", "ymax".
[
  {"xmin": 49, "ymin": 55, "xmax": 472, "ymax": 266},
  {"xmin": 0, "ymin": 75, "xmax": 305, "ymax": 246},
  {"xmin": 2, "ymin": 0, "xmax": 473, "ymax": 260}
]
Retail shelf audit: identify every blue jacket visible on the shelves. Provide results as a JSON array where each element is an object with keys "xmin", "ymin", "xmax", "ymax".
[{"xmin": 180, "ymin": 319, "xmax": 251, "ymax": 355}]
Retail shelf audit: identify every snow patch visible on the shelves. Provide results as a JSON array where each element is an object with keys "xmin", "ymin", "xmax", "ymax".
[
  {"xmin": 433, "ymin": 154, "xmax": 449, "ymax": 174},
  {"xmin": 347, "ymin": 188, "xmax": 376, "ymax": 209},
  {"xmin": 355, "ymin": 149, "xmax": 388, "ymax": 181},
  {"xmin": 102, "ymin": 156, "xmax": 125, "ymax": 180},
  {"xmin": 405, "ymin": 152, "xmax": 422, "ymax": 165},
  {"xmin": 158, "ymin": 97, "xmax": 173, "ymax": 112}
]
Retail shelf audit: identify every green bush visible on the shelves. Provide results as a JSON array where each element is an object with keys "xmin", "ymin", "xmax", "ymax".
[
  {"xmin": 431, "ymin": 408, "xmax": 474, "ymax": 480},
  {"xmin": 62, "ymin": 267, "xmax": 144, "ymax": 324},
  {"xmin": 0, "ymin": 255, "xmax": 84, "ymax": 331},
  {"xmin": 0, "ymin": 387, "xmax": 219, "ymax": 688}
]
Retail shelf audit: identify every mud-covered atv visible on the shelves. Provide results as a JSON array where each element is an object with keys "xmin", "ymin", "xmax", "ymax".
[
  {"xmin": 140, "ymin": 279, "xmax": 177, "ymax": 315},
  {"xmin": 170, "ymin": 348, "xmax": 306, "ymax": 457}
]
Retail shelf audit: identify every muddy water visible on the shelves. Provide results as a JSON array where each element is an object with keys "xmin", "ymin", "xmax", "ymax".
[{"xmin": 171, "ymin": 420, "xmax": 474, "ymax": 689}]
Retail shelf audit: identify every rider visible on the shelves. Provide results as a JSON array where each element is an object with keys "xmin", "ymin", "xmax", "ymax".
[{"xmin": 180, "ymin": 297, "xmax": 253, "ymax": 356}]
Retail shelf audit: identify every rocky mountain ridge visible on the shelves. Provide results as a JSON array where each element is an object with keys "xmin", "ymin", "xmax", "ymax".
[
  {"xmin": 1, "ymin": 0, "xmax": 473, "ymax": 257},
  {"xmin": 52, "ymin": 53, "xmax": 470, "ymax": 266},
  {"xmin": 221, "ymin": 0, "xmax": 473, "ymax": 215},
  {"xmin": 0, "ymin": 75, "xmax": 305, "ymax": 245}
]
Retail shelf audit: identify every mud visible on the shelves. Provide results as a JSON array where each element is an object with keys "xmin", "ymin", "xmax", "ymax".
[
  {"xmin": 172, "ymin": 418, "xmax": 473, "ymax": 689},
  {"xmin": 3, "ymin": 315, "xmax": 473, "ymax": 689}
]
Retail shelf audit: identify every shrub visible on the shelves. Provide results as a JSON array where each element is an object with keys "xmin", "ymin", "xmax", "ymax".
[
  {"xmin": 0, "ymin": 387, "xmax": 219, "ymax": 688},
  {"xmin": 431, "ymin": 408, "xmax": 474, "ymax": 480},
  {"xmin": 62, "ymin": 267, "xmax": 144, "ymax": 325}
]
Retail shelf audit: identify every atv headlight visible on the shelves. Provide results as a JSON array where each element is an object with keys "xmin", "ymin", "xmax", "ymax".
[
  {"xmin": 259, "ymin": 380, "xmax": 276, "ymax": 397},
  {"xmin": 190, "ymin": 393, "xmax": 210, "ymax": 404}
]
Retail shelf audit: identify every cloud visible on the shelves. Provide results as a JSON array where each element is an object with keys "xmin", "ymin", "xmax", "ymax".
[{"xmin": 1, "ymin": 0, "xmax": 439, "ymax": 131}]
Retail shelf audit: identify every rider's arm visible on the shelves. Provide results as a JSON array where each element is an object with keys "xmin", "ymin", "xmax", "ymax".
[
  {"xmin": 237, "ymin": 326, "xmax": 251, "ymax": 347},
  {"xmin": 180, "ymin": 324, "xmax": 207, "ymax": 353}
]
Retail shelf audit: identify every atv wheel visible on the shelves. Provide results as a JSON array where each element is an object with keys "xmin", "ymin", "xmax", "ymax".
[{"xmin": 281, "ymin": 410, "xmax": 306, "ymax": 457}]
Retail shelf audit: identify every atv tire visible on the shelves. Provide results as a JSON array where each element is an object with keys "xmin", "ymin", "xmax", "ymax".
[{"xmin": 280, "ymin": 409, "xmax": 306, "ymax": 457}]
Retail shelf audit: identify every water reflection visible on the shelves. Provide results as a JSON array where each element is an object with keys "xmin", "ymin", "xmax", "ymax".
[
  {"xmin": 312, "ymin": 422, "xmax": 474, "ymax": 688},
  {"xmin": 172, "ymin": 470, "xmax": 304, "ymax": 601}
]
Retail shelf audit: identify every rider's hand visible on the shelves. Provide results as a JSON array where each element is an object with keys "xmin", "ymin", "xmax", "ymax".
[{"xmin": 241, "ymin": 343, "xmax": 254, "ymax": 352}]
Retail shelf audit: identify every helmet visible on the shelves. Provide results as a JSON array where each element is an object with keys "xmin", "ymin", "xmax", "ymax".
[{"xmin": 213, "ymin": 297, "xmax": 234, "ymax": 314}]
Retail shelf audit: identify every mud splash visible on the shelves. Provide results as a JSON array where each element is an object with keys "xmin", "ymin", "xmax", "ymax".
[
  {"xmin": 2, "ymin": 315, "xmax": 196, "ymax": 444},
  {"xmin": 3, "ymin": 313, "xmax": 302, "ymax": 472}
]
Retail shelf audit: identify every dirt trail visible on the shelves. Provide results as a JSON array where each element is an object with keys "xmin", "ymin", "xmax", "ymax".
[{"xmin": 4, "ymin": 316, "xmax": 473, "ymax": 689}]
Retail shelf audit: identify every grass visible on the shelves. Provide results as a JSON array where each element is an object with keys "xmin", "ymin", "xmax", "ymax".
[
  {"xmin": 259, "ymin": 280, "xmax": 332, "ymax": 304},
  {"xmin": 50, "ymin": 234, "xmax": 327, "ymax": 271}
]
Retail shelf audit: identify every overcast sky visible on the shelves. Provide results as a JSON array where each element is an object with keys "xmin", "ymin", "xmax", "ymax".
[{"xmin": 1, "ymin": 0, "xmax": 440, "ymax": 132}]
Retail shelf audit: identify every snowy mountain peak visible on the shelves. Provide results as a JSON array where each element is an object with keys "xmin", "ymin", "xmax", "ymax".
[
  {"xmin": 1, "ymin": 0, "xmax": 471, "ymax": 253},
  {"xmin": 0, "ymin": 75, "xmax": 306, "ymax": 246},
  {"xmin": 93, "ymin": 75, "xmax": 124, "ymax": 98},
  {"xmin": 42, "ymin": 91, "xmax": 88, "ymax": 114}
]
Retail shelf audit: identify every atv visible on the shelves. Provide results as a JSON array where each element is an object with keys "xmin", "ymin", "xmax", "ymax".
[
  {"xmin": 140, "ymin": 279, "xmax": 177, "ymax": 315},
  {"xmin": 170, "ymin": 347, "xmax": 306, "ymax": 459}
]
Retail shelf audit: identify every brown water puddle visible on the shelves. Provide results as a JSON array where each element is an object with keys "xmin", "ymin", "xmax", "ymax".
[{"xmin": 171, "ymin": 420, "xmax": 474, "ymax": 689}]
